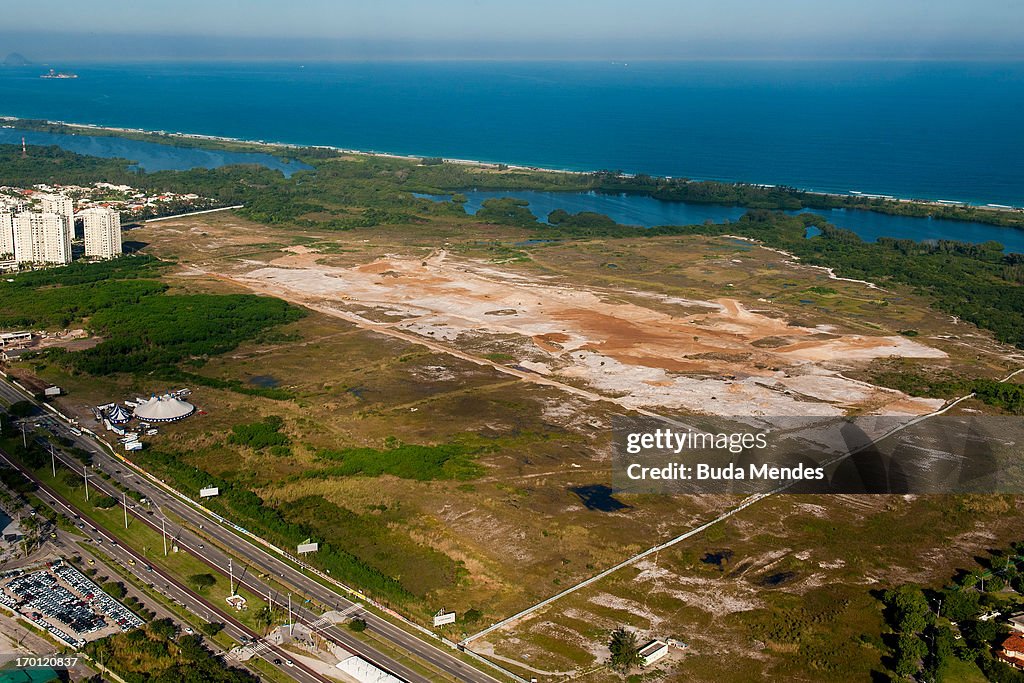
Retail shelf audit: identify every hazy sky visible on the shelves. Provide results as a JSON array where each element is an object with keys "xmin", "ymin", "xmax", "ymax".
[{"xmin": 2, "ymin": 0, "xmax": 1022, "ymax": 61}]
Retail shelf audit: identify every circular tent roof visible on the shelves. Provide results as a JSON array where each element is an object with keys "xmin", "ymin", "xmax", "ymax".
[
  {"xmin": 107, "ymin": 404, "xmax": 132, "ymax": 424},
  {"xmin": 133, "ymin": 396, "xmax": 195, "ymax": 423}
]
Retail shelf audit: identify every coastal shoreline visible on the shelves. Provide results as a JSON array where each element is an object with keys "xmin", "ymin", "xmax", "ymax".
[{"xmin": 2, "ymin": 114, "xmax": 1022, "ymax": 216}]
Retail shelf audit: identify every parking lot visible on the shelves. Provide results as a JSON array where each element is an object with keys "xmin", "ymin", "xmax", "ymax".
[{"xmin": 0, "ymin": 559, "xmax": 144, "ymax": 648}]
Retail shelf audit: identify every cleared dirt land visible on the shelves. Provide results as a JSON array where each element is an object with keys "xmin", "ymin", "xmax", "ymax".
[{"xmin": 217, "ymin": 248, "xmax": 945, "ymax": 418}]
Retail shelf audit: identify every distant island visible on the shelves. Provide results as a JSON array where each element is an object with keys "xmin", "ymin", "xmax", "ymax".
[{"xmin": 2, "ymin": 52, "xmax": 31, "ymax": 67}]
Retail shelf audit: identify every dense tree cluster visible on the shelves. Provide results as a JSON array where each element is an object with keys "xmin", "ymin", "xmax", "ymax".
[
  {"xmin": 227, "ymin": 416, "xmax": 289, "ymax": 451},
  {"xmin": 312, "ymin": 441, "xmax": 483, "ymax": 480},
  {"xmin": 878, "ymin": 541, "xmax": 1024, "ymax": 681},
  {"xmin": 83, "ymin": 618, "xmax": 258, "ymax": 683},
  {"xmin": 72, "ymin": 293, "xmax": 302, "ymax": 374}
]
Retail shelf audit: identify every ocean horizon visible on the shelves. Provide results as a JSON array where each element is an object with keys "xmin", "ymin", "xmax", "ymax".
[{"xmin": 1, "ymin": 60, "xmax": 1022, "ymax": 206}]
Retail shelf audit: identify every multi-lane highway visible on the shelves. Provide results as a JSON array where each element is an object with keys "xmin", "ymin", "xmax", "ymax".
[
  {"xmin": 0, "ymin": 376, "xmax": 512, "ymax": 683},
  {"xmin": 0, "ymin": 448, "xmax": 330, "ymax": 683}
]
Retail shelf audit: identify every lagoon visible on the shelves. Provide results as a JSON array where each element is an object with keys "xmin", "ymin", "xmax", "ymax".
[
  {"xmin": 0, "ymin": 127, "xmax": 311, "ymax": 176},
  {"xmin": 419, "ymin": 190, "xmax": 1024, "ymax": 254}
]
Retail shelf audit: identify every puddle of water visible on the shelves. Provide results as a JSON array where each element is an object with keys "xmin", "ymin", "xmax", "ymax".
[{"xmin": 570, "ymin": 484, "xmax": 630, "ymax": 512}]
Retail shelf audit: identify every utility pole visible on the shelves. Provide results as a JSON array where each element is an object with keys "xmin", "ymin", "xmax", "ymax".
[
  {"xmin": 162, "ymin": 518, "xmax": 167, "ymax": 557},
  {"xmin": 122, "ymin": 492, "xmax": 128, "ymax": 530},
  {"xmin": 50, "ymin": 444, "xmax": 56, "ymax": 478},
  {"xmin": 228, "ymin": 558, "xmax": 234, "ymax": 595},
  {"xmin": 288, "ymin": 593, "xmax": 293, "ymax": 636},
  {"xmin": 83, "ymin": 465, "xmax": 89, "ymax": 501},
  {"xmin": 21, "ymin": 423, "xmax": 26, "ymax": 449}
]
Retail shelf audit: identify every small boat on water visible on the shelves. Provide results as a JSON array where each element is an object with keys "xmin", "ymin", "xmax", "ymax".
[{"xmin": 40, "ymin": 68, "xmax": 77, "ymax": 79}]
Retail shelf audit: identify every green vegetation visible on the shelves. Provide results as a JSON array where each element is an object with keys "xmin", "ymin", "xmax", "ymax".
[
  {"xmin": 3, "ymin": 254, "xmax": 304, "ymax": 385},
  {"xmin": 72, "ymin": 294, "xmax": 302, "ymax": 374},
  {"xmin": 227, "ymin": 416, "xmax": 289, "ymax": 450},
  {"xmin": 548, "ymin": 208, "xmax": 619, "ymax": 230},
  {"xmin": 870, "ymin": 369, "xmax": 1024, "ymax": 414},
  {"xmin": 4, "ymin": 143, "xmax": 1023, "ymax": 356},
  {"xmin": 92, "ymin": 494, "xmax": 118, "ymax": 509},
  {"xmin": 201, "ymin": 622, "xmax": 226, "ymax": 637},
  {"xmin": 187, "ymin": 573, "xmax": 217, "ymax": 592},
  {"xmin": 83, "ymin": 618, "xmax": 258, "ymax": 683},
  {"xmin": 735, "ymin": 586, "xmax": 882, "ymax": 677},
  {"xmin": 311, "ymin": 440, "xmax": 484, "ymax": 481},
  {"xmin": 608, "ymin": 627, "xmax": 643, "ymax": 673},
  {"xmin": 102, "ymin": 580, "xmax": 127, "ymax": 599},
  {"xmin": 874, "ymin": 540, "xmax": 1024, "ymax": 681},
  {"xmin": 0, "ymin": 259, "xmax": 166, "ymax": 329},
  {"xmin": 280, "ymin": 495, "xmax": 463, "ymax": 598},
  {"xmin": 474, "ymin": 197, "xmax": 538, "ymax": 227},
  {"xmin": 348, "ymin": 617, "xmax": 367, "ymax": 632},
  {"xmin": 6, "ymin": 400, "xmax": 35, "ymax": 418}
]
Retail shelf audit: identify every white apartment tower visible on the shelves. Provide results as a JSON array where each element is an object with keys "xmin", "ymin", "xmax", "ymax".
[
  {"xmin": 80, "ymin": 207, "xmax": 123, "ymax": 259},
  {"xmin": 0, "ymin": 212, "xmax": 13, "ymax": 258},
  {"xmin": 13, "ymin": 212, "xmax": 72, "ymax": 264},
  {"xmin": 39, "ymin": 194, "xmax": 75, "ymax": 236}
]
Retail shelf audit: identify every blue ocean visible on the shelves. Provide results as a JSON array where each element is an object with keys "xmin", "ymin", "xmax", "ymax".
[{"xmin": 1, "ymin": 60, "xmax": 1022, "ymax": 206}]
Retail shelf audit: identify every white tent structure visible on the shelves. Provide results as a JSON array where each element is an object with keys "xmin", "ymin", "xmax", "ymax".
[
  {"xmin": 133, "ymin": 395, "xmax": 195, "ymax": 423},
  {"xmin": 106, "ymin": 404, "xmax": 132, "ymax": 425},
  {"xmin": 336, "ymin": 656, "xmax": 403, "ymax": 683}
]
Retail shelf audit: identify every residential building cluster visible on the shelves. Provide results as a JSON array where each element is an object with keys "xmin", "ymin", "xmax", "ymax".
[
  {"xmin": 0, "ymin": 180, "xmax": 212, "ymax": 268},
  {"xmin": 0, "ymin": 190, "xmax": 122, "ymax": 266},
  {"xmin": 25, "ymin": 181, "xmax": 207, "ymax": 218}
]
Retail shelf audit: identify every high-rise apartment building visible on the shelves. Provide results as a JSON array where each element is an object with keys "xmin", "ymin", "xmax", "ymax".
[
  {"xmin": 0, "ymin": 212, "xmax": 13, "ymax": 258},
  {"xmin": 80, "ymin": 207, "xmax": 123, "ymax": 259},
  {"xmin": 39, "ymin": 194, "xmax": 75, "ymax": 237},
  {"xmin": 13, "ymin": 212, "xmax": 72, "ymax": 264}
]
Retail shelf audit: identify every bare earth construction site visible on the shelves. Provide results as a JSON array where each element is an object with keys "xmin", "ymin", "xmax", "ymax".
[{"xmin": 223, "ymin": 247, "xmax": 945, "ymax": 419}]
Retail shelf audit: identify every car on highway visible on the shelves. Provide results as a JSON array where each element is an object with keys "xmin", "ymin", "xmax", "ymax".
[{"xmin": 285, "ymin": 659, "xmax": 294, "ymax": 667}]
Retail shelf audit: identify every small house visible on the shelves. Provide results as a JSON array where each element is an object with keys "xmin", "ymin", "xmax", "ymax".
[
  {"xmin": 999, "ymin": 634, "xmax": 1024, "ymax": 669},
  {"xmin": 640, "ymin": 639, "xmax": 669, "ymax": 667}
]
